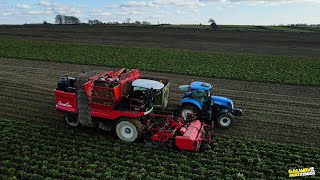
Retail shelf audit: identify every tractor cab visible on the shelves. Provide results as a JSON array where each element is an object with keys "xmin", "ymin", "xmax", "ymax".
[
  {"xmin": 189, "ymin": 82, "xmax": 211, "ymax": 106},
  {"xmin": 179, "ymin": 81, "xmax": 242, "ymax": 129},
  {"xmin": 180, "ymin": 81, "xmax": 212, "ymax": 107}
]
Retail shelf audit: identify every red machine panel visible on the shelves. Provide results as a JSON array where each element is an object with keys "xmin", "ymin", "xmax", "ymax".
[
  {"xmin": 54, "ymin": 90, "xmax": 77, "ymax": 113},
  {"xmin": 175, "ymin": 120, "xmax": 203, "ymax": 151},
  {"xmin": 84, "ymin": 69, "xmax": 144, "ymax": 120}
]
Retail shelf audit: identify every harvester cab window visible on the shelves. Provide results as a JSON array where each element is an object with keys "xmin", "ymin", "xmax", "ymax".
[
  {"xmin": 132, "ymin": 86, "xmax": 151, "ymax": 101},
  {"xmin": 133, "ymin": 87, "xmax": 147, "ymax": 91}
]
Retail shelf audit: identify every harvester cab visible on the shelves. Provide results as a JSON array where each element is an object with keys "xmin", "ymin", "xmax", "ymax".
[
  {"xmin": 130, "ymin": 79, "xmax": 165, "ymax": 112},
  {"xmin": 179, "ymin": 81, "xmax": 242, "ymax": 128}
]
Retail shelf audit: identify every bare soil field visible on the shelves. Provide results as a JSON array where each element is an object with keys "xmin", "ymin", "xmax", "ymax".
[
  {"xmin": 1, "ymin": 25, "xmax": 320, "ymax": 56},
  {"xmin": 1, "ymin": 58, "xmax": 319, "ymax": 147}
]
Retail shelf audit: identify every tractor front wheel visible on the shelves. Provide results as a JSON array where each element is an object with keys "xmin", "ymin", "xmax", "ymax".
[
  {"xmin": 216, "ymin": 113, "xmax": 234, "ymax": 129},
  {"xmin": 116, "ymin": 118, "xmax": 143, "ymax": 142},
  {"xmin": 65, "ymin": 113, "xmax": 79, "ymax": 127}
]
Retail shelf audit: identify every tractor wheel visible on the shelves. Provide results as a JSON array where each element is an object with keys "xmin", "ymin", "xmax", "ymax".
[
  {"xmin": 180, "ymin": 104, "xmax": 200, "ymax": 122},
  {"xmin": 216, "ymin": 113, "xmax": 234, "ymax": 129},
  {"xmin": 115, "ymin": 118, "xmax": 143, "ymax": 142},
  {"xmin": 65, "ymin": 113, "xmax": 79, "ymax": 127}
]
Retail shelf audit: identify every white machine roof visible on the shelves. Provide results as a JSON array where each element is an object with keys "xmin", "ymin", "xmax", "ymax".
[{"xmin": 132, "ymin": 79, "xmax": 164, "ymax": 90}]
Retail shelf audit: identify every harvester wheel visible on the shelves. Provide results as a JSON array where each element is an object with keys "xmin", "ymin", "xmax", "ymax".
[
  {"xmin": 216, "ymin": 113, "xmax": 234, "ymax": 129},
  {"xmin": 201, "ymin": 144, "xmax": 212, "ymax": 151},
  {"xmin": 180, "ymin": 104, "xmax": 200, "ymax": 122},
  {"xmin": 116, "ymin": 118, "xmax": 143, "ymax": 142},
  {"xmin": 65, "ymin": 113, "xmax": 79, "ymax": 127}
]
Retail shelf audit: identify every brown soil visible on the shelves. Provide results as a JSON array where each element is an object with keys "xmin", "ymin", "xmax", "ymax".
[
  {"xmin": 1, "ymin": 58, "xmax": 319, "ymax": 147},
  {"xmin": 1, "ymin": 25, "xmax": 320, "ymax": 57}
]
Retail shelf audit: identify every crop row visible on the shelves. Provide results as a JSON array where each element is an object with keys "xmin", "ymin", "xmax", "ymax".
[
  {"xmin": 0, "ymin": 55, "xmax": 319, "ymax": 179},
  {"xmin": 0, "ymin": 39, "xmax": 319, "ymax": 86},
  {"xmin": 1, "ymin": 117, "xmax": 320, "ymax": 179},
  {"xmin": 0, "ymin": 77, "xmax": 319, "ymax": 178}
]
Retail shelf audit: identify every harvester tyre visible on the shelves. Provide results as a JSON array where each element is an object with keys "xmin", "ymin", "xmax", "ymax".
[
  {"xmin": 65, "ymin": 113, "xmax": 79, "ymax": 127},
  {"xmin": 115, "ymin": 118, "xmax": 143, "ymax": 142},
  {"xmin": 201, "ymin": 144, "xmax": 212, "ymax": 151},
  {"xmin": 216, "ymin": 113, "xmax": 234, "ymax": 129},
  {"xmin": 180, "ymin": 104, "xmax": 200, "ymax": 122}
]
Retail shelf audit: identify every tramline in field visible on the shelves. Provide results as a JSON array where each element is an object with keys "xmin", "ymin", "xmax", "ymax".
[{"xmin": 54, "ymin": 68, "xmax": 242, "ymax": 151}]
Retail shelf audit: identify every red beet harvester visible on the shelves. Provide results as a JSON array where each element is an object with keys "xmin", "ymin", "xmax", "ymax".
[{"xmin": 54, "ymin": 68, "xmax": 213, "ymax": 151}]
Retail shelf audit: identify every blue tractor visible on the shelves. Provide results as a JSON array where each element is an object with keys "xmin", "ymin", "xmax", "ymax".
[{"xmin": 179, "ymin": 81, "xmax": 242, "ymax": 129}]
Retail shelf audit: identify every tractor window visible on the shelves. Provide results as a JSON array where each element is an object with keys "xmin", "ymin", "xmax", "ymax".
[{"xmin": 191, "ymin": 90, "xmax": 209, "ymax": 105}]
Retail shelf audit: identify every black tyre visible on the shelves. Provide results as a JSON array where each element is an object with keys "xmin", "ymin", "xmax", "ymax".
[
  {"xmin": 180, "ymin": 104, "xmax": 200, "ymax": 122},
  {"xmin": 216, "ymin": 113, "xmax": 234, "ymax": 129},
  {"xmin": 201, "ymin": 144, "xmax": 212, "ymax": 151},
  {"xmin": 65, "ymin": 113, "xmax": 79, "ymax": 127},
  {"xmin": 115, "ymin": 118, "xmax": 143, "ymax": 142}
]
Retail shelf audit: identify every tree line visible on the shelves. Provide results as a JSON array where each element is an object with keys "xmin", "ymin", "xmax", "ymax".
[{"xmin": 54, "ymin": 15, "xmax": 151, "ymax": 25}]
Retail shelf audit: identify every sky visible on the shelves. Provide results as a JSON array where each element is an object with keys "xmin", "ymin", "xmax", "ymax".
[{"xmin": 0, "ymin": 0, "xmax": 319, "ymax": 25}]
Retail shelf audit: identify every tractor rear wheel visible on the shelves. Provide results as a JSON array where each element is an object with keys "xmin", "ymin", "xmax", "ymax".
[
  {"xmin": 216, "ymin": 113, "xmax": 234, "ymax": 129},
  {"xmin": 180, "ymin": 104, "xmax": 200, "ymax": 122},
  {"xmin": 115, "ymin": 118, "xmax": 143, "ymax": 142},
  {"xmin": 65, "ymin": 113, "xmax": 79, "ymax": 127}
]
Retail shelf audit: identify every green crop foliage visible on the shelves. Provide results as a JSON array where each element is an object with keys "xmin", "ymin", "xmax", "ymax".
[
  {"xmin": 1, "ymin": 118, "xmax": 320, "ymax": 179},
  {"xmin": 0, "ymin": 39, "xmax": 319, "ymax": 86}
]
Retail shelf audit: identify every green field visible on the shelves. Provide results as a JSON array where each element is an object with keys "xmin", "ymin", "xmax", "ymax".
[
  {"xmin": 1, "ymin": 117, "xmax": 319, "ymax": 179},
  {"xmin": 0, "ymin": 39, "xmax": 319, "ymax": 86},
  {"xmin": 0, "ymin": 38, "xmax": 320, "ymax": 179}
]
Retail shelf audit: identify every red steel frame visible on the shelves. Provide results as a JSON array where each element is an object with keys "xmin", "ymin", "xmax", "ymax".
[
  {"xmin": 147, "ymin": 114, "xmax": 212, "ymax": 151},
  {"xmin": 54, "ymin": 69, "xmax": 152, "ymax": 121}
]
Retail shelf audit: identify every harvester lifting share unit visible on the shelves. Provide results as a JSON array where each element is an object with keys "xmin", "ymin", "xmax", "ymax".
[{"xmin": 54, "ymin": 68, "xmax": 241, "ymax": 151}]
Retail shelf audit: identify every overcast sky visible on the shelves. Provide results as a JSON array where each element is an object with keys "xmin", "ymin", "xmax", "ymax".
[{"xmin": 0, "ymin": 0, "xmax": 319, "ymax": 25}]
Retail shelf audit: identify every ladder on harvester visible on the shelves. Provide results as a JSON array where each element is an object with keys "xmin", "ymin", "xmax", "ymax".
[{"xmin": 76, "ymin": 75, "xmax": 95, "ymax": 127}]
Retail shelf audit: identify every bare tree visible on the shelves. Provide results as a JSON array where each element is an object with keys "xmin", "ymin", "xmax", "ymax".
[
  {"xmin": 93, "ymin": 19, "xmax": 102, "ymax": 24},
  {"xmin": 125, "ymin": 18, "xmax": 131, "ymax": 24},
  {"xmin": 142, "ymin": 21, "xmax": 151, "ymax": 25},
  {"xmin": 208, "ymin": 18, "xmax": 219, "ymax": 30},
  {"xmin": 88, "ymin": 19, "xmax": 102, "ymax": 25}
]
